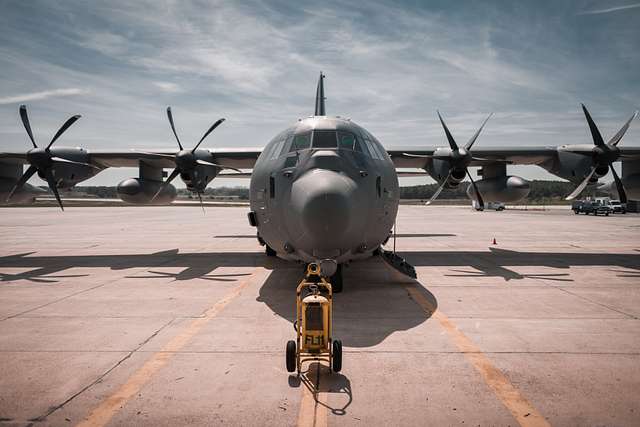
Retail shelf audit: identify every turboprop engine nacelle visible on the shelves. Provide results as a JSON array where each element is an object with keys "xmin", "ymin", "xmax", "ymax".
[
  {"xmin": 427, "ymin": 157, "xmax": 467, "ymax": 187},
  {"xmin": 117, "ymin": 178, "xmax": 177, "ymax": 205},
  {"xmin": 467, "ymin": 176, "xmax": 530, "ymax": 203}
]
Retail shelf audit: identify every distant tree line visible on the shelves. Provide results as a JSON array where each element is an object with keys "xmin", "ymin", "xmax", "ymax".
[
  {"xmin": 399, "ymin": 180, "xmax": 580, "ymax": 203},
  {"xmin": 70, "ymin": 180, "xmax": 604, "ymax": 204},
  {"xmin": 71, "ymin": 186, "xmax": 250, "ymax": 200}
]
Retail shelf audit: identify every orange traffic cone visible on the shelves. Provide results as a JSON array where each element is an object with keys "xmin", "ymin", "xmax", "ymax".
[{"xmin": 492, "ymin": 238, "xmax": 497, "ymax": 245}]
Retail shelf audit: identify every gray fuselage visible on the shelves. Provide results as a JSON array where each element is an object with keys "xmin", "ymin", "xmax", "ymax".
[{"xmin": 249, "ymin": 116, "xmax": 399, "ymax": 264}]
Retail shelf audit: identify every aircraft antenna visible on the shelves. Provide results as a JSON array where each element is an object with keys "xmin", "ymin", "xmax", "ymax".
[{"xmin": 314, "ymin": 72, "xmax": 326, "ymax": 116}]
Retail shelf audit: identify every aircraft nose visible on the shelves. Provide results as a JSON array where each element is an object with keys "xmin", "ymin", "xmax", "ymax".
[{"xmin": 291, "ymin": 169, "xmax": 356, "ymax": 248}]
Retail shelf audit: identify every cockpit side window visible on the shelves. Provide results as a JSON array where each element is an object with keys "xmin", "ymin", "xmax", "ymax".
[
  {"xmin": 312, "ymin": 130, "xmax": 337, "ymax": 148},
  {"xmin": 337, "ymin": 131, "xmax": 356, "ymax": 150},
  {"xmin": 363, "ymin": 138, "xmax": 381, "ymax": 160},
  {"xmin": 289, "ymin": 132, "xmax": 312, "ymax": 152},
  {"xmin": 354, "ymin": 136, "xmax": 371, "ymax": 157},
  {"xmin": 270, "ymin": 139, "xmax": 286, "ymax": 160}
]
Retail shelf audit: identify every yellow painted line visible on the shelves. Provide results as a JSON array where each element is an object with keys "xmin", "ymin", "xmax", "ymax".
[
  {"xmin": 297, "ymin": 363, "xmax": 328, "ymax": 427},
  {"xmin": 406, "ymin": 285, "xmax": 551, "ymax": 427},
  {"xmin": 76, "ymin": 267, "xmax": 266, "ymax": 427}
]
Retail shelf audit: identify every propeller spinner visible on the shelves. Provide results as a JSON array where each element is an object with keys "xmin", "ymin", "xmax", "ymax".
[
  {"xmin": 6, "ymin": 105, "xmax": 93, "ymax": 211},
  {"xmin": 405, "ymin": 111, "xmax": 494, "ymax": 209},
  {"xmin": 141, "ymin": 107, "xmax": 240, "ymax": 211},
  {"xmin": 564, "ymin": 105, "xmax": 638, "ymax": 203}
]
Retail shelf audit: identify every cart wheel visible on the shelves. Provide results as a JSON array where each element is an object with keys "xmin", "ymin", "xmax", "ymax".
[
  {"xmin": 332, "ymin": 340, "xmax": 342, "ymax": 373},
  {"xmin": 286, "ymin": 340, "xmax": 296, "ymax": 373}
]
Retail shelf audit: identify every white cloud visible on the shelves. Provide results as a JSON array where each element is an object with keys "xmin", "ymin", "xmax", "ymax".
[
  {"xmin": 578, "ymin": 3, "xmax": 640, "ymax": 15},
  {"xmin": 0, "ymin": 88, "xmax": 89, "ymax": 105},
  {"xmin": 153, "ymin": 81, "xmax": 181, "ymax": 92},
  {"xmin": 77, "ymin": 31, "xmax": 129, "ymax": 56}
]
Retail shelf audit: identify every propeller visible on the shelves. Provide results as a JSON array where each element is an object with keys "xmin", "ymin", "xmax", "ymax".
[
  {"xmin": 6, "ymin": 105, "xmax": 92, "ymax": 211},
  {"xmin": 151, "ymin": 107, "xmax": 241, "ymax": 211},
  {"xmin": 564, "ymin": 105, "xmax": 638, "ymax": 203},
  {"xmin": 406, "ymin": 111, "xmax": 493, "ymax": 208}
]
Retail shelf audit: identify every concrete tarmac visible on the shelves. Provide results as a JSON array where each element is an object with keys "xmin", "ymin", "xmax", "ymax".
[{"xmin": 0, "ymin": 205, "xmax": 639, "ymax": 426}]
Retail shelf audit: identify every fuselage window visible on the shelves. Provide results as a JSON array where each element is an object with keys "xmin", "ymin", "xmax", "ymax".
[
  {"xmin": 289, "ymin": 132, "xmax": 312, "ymax": 152},
  {"xmin": 312, "ymin": 130, "xmax": 337, "ymax": 148}
]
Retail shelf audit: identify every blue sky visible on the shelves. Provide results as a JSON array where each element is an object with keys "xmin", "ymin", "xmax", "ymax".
[{"xmin": 0, "ymin": 0, "xmax": 639, "ymax": 186}]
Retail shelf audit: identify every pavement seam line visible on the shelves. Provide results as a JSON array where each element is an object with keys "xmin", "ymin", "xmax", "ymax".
[
  {"xmin": 27, "ymin": 318, "xmax": 176, "ymax": 423},
  {"xmin": 406, "ymin": 285, "xmax": 551, "ymax": 427},
  {"xmin": 297, "ymin": 363, "xmax": 328, "ymax": 427},
  {"xmin": 74, "ymin": 267, "xmax": 265, "ymax": 427}
]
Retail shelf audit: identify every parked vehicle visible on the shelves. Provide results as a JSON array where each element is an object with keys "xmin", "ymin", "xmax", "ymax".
[
  {"xmin": 572, "ymin": 200, "xmax": 611, "ymax": 216},
  {"xmin": 609, "ymin": 200, "xmax": 627, "ymax": 214},
  {"xmin": 472, "ymin": 201, "xmax": 505, "ymax": 211}
]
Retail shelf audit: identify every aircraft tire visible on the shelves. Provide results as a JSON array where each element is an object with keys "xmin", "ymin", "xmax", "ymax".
[
  {"xmin": 332, "ymin": 339, "xmax": 342, "ymax": 372},
  {"xmin": 286, "ymin": 340, "xmax": 296, "ymax": 373},
  {"xmin": 331, "ymin": 265, "xmax": 343, "ymax": 293}
]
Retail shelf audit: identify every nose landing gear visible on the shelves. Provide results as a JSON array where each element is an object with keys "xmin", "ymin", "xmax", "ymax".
[{"xmin": 286, "ymin": 263, "xmax": 343, "ymax": 375}]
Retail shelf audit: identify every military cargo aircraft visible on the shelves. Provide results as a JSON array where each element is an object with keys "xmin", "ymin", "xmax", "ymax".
[{"xmin": 1, "ymin": 73, "xmax": 639, "ymax": 291}]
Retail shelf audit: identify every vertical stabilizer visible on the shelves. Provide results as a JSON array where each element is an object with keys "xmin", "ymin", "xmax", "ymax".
[{"xmin": 315, "ymin": 72, "xmax": 326, "ymax": 116}]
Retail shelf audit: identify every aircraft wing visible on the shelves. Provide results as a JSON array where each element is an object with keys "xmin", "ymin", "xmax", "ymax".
[
  {"xmin": 88, "ymin": 147, "xmax": 262, "ymax": 169},
  {"xmin": 0, "ymin": 147, "xmax": 263, "ymax": 170},
  {"xmin": 387, "ymin": 145, "xmax": 640, "ymax": 169}
]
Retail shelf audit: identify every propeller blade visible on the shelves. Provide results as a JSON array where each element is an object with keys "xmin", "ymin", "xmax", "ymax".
[
  {"xmin": 50, "ymin": 157, "xmax": 100, "ymax": 169},
  {"xmin": 6, "ymin": 165, "xmax": 37, "ymax": 202},
  {"xmin": 19, "ymin": 105, "xmax": 37, "ymax": 148},
  {"xmin": 437, "ymin": 111, "xmax": 458, "ymax": 151},
  {"xmin": 609, "ymin": 162, "xmax": 627, "ymax": 204},
  {"xmin": 192, "ymin": 118, "xmax": 226, "ymax": 152},
  {"xmin": 607, "ymin": 110, "xmax": 638, "ymax": 146},
  {"xmin": 426, "ymin": 172, "xmax": 451, "ymax": 205},
  {"xmin": 195, "ymin": 159, "xmax": 242, "ymax": 173},
  {"xmin": 565, "ymin": 166, "xmax": 597, "ymax": 200},
  {"xmin": 581, "ymin": 104, "xmax": 605, "ymax": 147},
  {"xmin": 466, "ymin": 169, "xmax": 484, "ymax": 210},
  {"xmin": 465, "ymin": 113, "xmax": 493, "ymax": 150},
  {"xmin": 166, "ymin": 107, "xmax": 183, "ymax": 150},
  {"xmin": 196, "ymin": 191, "xmax": 205, "ymax": 214},
  {"xmin": 44, "ymin": 168, "xmax": 64, "ymax": 211},
  {"xmin": 47, "ymin": 115, "xmax": 81, "ymax": 150},
  {"xmin": 151, "ymin": 168, "xmax": 180, "ymax": 201}
]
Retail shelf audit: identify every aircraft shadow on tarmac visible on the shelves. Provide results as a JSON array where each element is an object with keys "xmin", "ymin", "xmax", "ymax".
[
  {"xmin": 256, "ymin": 258, "xmax": 437, "ymax": 347},
  {"xmin": 0, "ymin": 246, "xmax": 638, "ymax": 288},
  {"xmin": 402, "ymin": 247, "xmax": 640, "ymax": 282}
]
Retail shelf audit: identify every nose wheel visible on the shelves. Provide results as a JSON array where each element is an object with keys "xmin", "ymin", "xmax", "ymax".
[
  {"xmin": 331, "ymin": 264, "xmax": 343, "ymax": 293},
  {"xmin": 265, "ymin": 244, "xmax": 277, "ymax": 257}
]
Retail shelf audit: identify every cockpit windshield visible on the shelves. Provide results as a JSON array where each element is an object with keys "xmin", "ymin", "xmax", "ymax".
[
  {"xmin": 312, "ymin": 130, "xmax": 337, "ymax": 148},
  {"xmin": 280, "ymin": 129, "xmax": 373, "ymax": 157}
]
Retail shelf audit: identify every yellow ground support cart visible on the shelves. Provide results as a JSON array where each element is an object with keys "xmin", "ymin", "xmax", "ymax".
[{"xmin": 286, "ymin": 263, "xmax": 342, "ymax": 374}]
